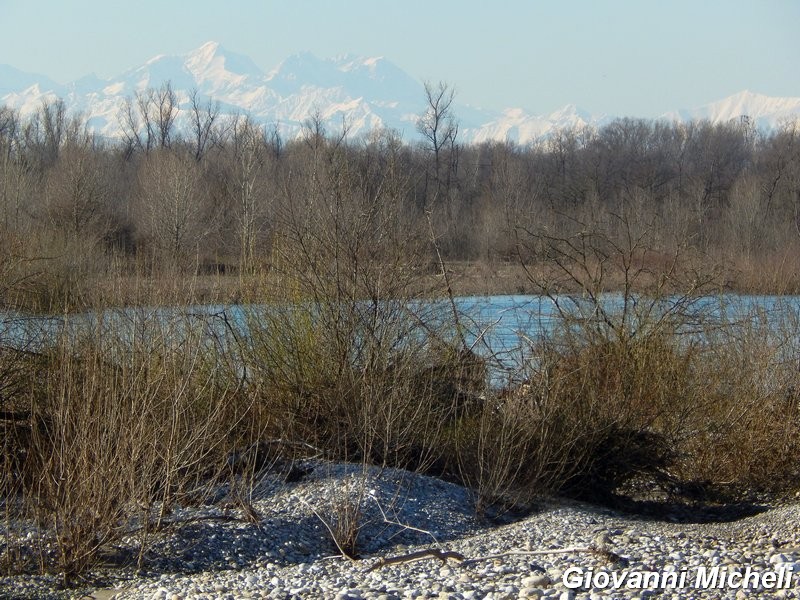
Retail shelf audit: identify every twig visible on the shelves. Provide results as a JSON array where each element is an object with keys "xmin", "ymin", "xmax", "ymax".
[
  {"xmin": 368, "ymin": 493, "xmax": 440, "ymax": 548},
  {"xmin": 459, "ymin": 546, "xmax": 602, "ymax": 567},
  {"xmin": 259, "ymin": 438, "xmax": 325, "ymax": 456},
  {"xmin": 425, "ymin": 209, "xmax": 466, "ymax": 349}
]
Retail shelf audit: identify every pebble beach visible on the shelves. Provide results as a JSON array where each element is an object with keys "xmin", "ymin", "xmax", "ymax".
[{"xmin": 3, "ymin": 461, "xmax": 799, "ymax": 600}]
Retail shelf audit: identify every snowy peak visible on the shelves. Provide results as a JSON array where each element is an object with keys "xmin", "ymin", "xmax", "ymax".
[
  {"xmin": 263, "ymin": 53, "xmax": 416, "ymax": 96},
  {"xmin": 185, "ymin": 41, "xmax": 264, "ymax": 83},
  {"xmin": 113, "ymin": 42, "xmax": 264, "ymax": 95},
  {"xmin": 1, "ymin": 42, "xmax": 798, "ymax": 144},
  {"xmin": 339, "ymin": 55, "xmax": 385, "ymax": 73},
  {"xmin": 706, "ymin": 89, "xmax": 800, "ymax": 117},
  {"xmin": 265, "ymin": 52, "xmax": 338, "ymax": 94},
  {"xmin": 0, "ymin": 64, "xmax": 62, "ymax": 97},
  {"xmin": 547, "ymin": 103, "xmax": 593, "ymax": 123},
  {"xmin": 338, "ymin": 55, "xmax": 422, "ymax": 104},
  {"xmin": 662, "ymin": 90, "xmax": 800, "ymax": 128}
]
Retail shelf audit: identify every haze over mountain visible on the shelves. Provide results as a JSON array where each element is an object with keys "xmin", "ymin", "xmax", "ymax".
[{"xmin": 1, "ymin": 41, "xmax": 798, "ymax": 144}]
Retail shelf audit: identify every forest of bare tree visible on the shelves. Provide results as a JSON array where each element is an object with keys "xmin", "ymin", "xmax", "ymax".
[{"xmin": 1, "ymin": 82, "xmax": 800, "ymax": 311}]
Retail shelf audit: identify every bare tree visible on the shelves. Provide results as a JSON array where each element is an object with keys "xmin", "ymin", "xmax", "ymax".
[
  {"xmin": 229, "ymin": 116, "xmax": 270, "ymax": 275},
  {"xmin": 42, "ymin": 99, "xmax": 67, "ymax": 161},
  {"xmin": 135, "ymin": 149, "xmax": 208, "ymax": 270},
  {"xmin": 43, "ymin": 141, "xmax": 109, "ymax": 239},
  {"xmin": 154, "ymin": 82, "xmax": 179, "ymax": 149},
  {"xmin": 135, "ymin": 90, "xmax": 157, "ymax": 153},
  {"xmin": 417, "ymin": 81, "xmax": 459, "ymax": 206},
  {"xmin": 0, "ymin": 107, "xmax": 22, "ymax": 229},
  {"xmin": 118, "ymin": 82, "xmax": 179, "ymax": 156},
  {"xmin": 118, "ymin": 96, "xmax": 145, "ymax": 156},
  {"xmin": 188, "ymin": 89, "xmax": 220, "ymax": 161}
]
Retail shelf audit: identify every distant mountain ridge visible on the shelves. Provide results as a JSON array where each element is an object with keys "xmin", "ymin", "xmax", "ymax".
[
  {"xmin": 662, "ymin": 90, "xmax": 800, "ymax": 131},
  {"xmin": 1, "ymin": 41, "xmax": 798, "ymax": 144}
]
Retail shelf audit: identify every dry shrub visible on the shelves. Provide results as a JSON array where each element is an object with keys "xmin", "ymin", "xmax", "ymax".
[
  {"xmin": 674, "ymin": 304, "xmax": 800, "ymax": 495},
  {"xmin": 241, "ymin": 296, "xmax": 486, "ymax": 472},
  {"xmin": 463, "ymin": 297, "xmax": 800, "ymax": 513},
  {"xmin": 2, "ymin": 310, "xmax": 254, "ymax": 584},
  {"xmin": 0, "ymin": 230, "xmax": 111, "ymax": 313},
  {"xmin": 457, "ymin": 321, "xmax": 698, "ymax": 512},
  {"xmin": 317, "ymin": 476, "xmax": 369, "ymax": 559},
  {"xmin": 539, "ymin": 329, "xmax": 693, "ymax": 498}
]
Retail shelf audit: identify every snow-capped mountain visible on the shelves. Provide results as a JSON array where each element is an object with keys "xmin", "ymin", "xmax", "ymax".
[
  {"xmin": 661, "ymin": 90, "xmax": 800, "ymax": 131},
  {"xmin": 1, "ymin": 42, "xmax": 798, "ymax": 144},
  {"xmin": 465, "ymin": 105, "xmax": 615, "ymax": 145}
]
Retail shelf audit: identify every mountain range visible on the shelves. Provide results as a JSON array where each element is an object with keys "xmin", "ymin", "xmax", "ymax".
[{"xmin": 2, "ymin": 41, "xmax": 799, "ymax": 144}]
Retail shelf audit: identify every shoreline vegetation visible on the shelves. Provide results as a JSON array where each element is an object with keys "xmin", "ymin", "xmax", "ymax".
[
  {"xmin": 0, "ymin": 83, "xmax": 799, "ymax": 315},
  {"xmin": 2, "ymin": 84, "xmax": 800, "ymax": 587}
]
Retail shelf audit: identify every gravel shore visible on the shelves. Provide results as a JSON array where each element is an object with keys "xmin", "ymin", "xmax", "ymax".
[{"xmin": 3, "ymin": 461, "xmax": 799, "ymax": 600}]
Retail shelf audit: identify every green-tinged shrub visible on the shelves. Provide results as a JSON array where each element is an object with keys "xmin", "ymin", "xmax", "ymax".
[{"xmin": 241, "ymin": 295, "xmax": 487, "ymax": 471}]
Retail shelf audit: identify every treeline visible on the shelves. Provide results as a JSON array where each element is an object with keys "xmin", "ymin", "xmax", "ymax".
[{"xmin": 1, "ymin": 82, "xmax": 799, "ymax": 309}]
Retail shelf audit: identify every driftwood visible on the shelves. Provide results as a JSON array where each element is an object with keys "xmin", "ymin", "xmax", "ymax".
[
  {"xmin": 368, "ymin": 545, "xmax": 624, "ymax": 571},
  {"xmin": 368, "ymin": 548, "xmax": 466, "ymax": 571}
]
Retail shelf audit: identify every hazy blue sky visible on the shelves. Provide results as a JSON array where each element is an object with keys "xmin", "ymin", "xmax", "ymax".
[{"xmin": 0, "ymin": 0, "xmax": 797, "ymax": 117}]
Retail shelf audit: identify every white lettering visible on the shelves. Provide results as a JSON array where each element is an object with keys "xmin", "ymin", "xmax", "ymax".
[
  {"xmin": 727, "ymin": 571, "xmax": 742, "ymax": 588},
  {"xmin": 561, "ymin": 565, "xmax": 794, "ymax": 591},
  {"xmin": 626, "ymin": 571, "xmax": 642, "ymax": 588},
  {"xmin": 594, "ymin": 571, "xmax": 609, "ymax": 588},
  {"xmin": 641, "ymin": 571, "xmax": 659, "ymax": 588},
  {"xmin": 610, "ymin": 571, "xmax": 627, "ymax": 589},
  {"xmin": 661, "ymin": 570, "xmax": 680, "ymax": 588},
  {"xmin": 743, "ymin": 566, "xmax": 759, "ymax": 588},
  {"xmin": 762, "ymin": 571, "xmax": 776, "ymax": 589},
  {"xmin": 696, "ymin": 566, "xmax": 720, "ymax": 588},
  {"xmin": 778, "ymin": 565, "xmax": 794, "ymax": 589},
  {"xmin": 563, "ymin": 566, "xmax": 584, "ymax": 589}
]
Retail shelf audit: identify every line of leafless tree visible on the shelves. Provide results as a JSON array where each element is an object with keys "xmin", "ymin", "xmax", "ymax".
[{"xmin": 1, "ymin": 81, "xmax": 799, "ymax": 309}]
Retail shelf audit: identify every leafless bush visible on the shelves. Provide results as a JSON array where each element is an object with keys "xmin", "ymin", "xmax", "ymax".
[
  {"xmin": 673, "ymin": 302, "xmax": 800, "ymax": 494},
  {"xmin": 458, "ymin": 205, "xmax": 800, "ymax": 510},
  {"xmin": 309, "ymin": 475, "xmax": 369, "ymax": 559},
  {"xmin": 235, "ymin": 124, "xmax": 485, "ymax": 473},
  {"xmin": 240, "ymin": 293, "xmax": 484, "ymax": 474},
  {"xmin": 0, "ymin": 304, "xmax": 258, "ymax": 584}
]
